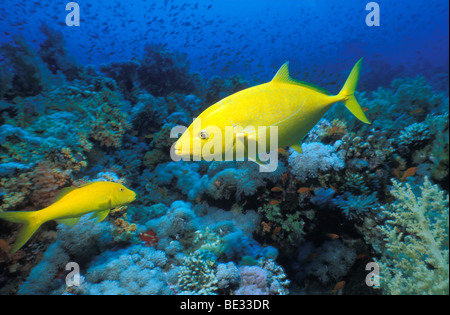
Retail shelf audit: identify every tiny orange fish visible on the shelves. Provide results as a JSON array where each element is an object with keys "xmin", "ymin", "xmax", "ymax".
[
  {"xmin": 182, "ymin": 170, "xmax": 188, "ymax": 175},
  {"xmin": 356, "ymin": 254, "xmax": 368, "ymax": 260},
  {"xmin": 0, "ymin": 239, "xmax": 9, "ymax": 253},
  {"xmin": 306, "ymin": 252, "xmax": 318, "ymax": 261},
  {"xmin": 261, "ymin": 221, "xmax": 272, "ymax": 233},
  {"xmin": 330, "ymin": 185, "xmax": 339, "ymax": 194},
  {"xmin": 325, "ymin": 233, "xmax": 340, "ymax": 239},
  {"xmin": 277, "ymin": 148, "xmax": 288, "ymax": 156},
  {"xmin": 329, "ymin": 126, "xmax": 339, "ymax": 136},
  {"xmin": 269, "ymin": 200, "xmax": 281, "ymax": 205},
  {"xmin": 282, "ymin": 172, "xmax": 288, "ymax": 185},
  {"xmin": 362, "ymin": 107, "xmax": 369, "ymax": 112},
  {"xmin": 271, "ymin": 187, "xmax": 284, "ymax": 192},
  {"xmin": 272, "ymin": 226, "xmax": 282, "ymax": 236},
  {"xmin": 55, "ymin": 268, "xmax": 65, "ymax": 280},
  {"xmin": 297, "ymin": 187, "xmax": 311, "ymax": 194},
  {"xmin": 410, "ymin": 108, "xmax": 424, "ymax": 114},
  {"xmin": 393, "ymin": 168, "xmax": 400, "ymax": 179},
  {"xmin": 333, "ymin": 281, "xmax": 346, "ymax": 294},
  {"xmin": 401, "ymin": 167, "xmax": 418, "ymax": 181}
]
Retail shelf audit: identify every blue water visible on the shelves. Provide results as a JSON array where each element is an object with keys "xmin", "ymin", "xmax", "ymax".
[
  {"xmin": 1, "ymin": 0, "xmax": 448, "ymax": 88},
  {"xmin": 0, "ymin": 0, "xmax": 448, "ymax": 296}
]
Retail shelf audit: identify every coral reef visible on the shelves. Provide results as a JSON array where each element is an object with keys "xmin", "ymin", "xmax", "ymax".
[
  {"xmin": 375, "ymin": 178, "xmax": 449, "ymax": 295},
  {"xmin": 0, "ymin": 26, "xmax": 448, "ymax": 296}
]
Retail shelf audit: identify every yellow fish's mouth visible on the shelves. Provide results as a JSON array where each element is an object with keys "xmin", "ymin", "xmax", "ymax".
[{"xmin": 129, "ymin": 191, "xmax": 137, "ymax": 203}]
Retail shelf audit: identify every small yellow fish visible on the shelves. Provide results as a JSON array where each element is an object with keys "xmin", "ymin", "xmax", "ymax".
[
  {"xmin": 174, "ymin": 59, "xmax": 370, "ymax": 166},
  {"xmin": 0, "ymin": 181, "xmax": 136, "ymax": 253}
]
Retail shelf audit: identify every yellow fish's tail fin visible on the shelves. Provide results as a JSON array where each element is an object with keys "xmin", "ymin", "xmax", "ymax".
[
  {"xmin": 0, "ymin": 211, "xmax": 42, "ymax": 253},
  {"xmin": 338, "ymin": 58, "xmax": 371, "ymax": 124}
]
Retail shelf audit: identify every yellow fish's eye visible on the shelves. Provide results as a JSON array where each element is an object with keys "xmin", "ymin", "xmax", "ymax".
[
  {"xmin": 199, "ymin": 130, "xmax": 209, "ymax": 140},
  {"xmin": 120, "ymin": 188, "xmax": 124, "ymax": 192}
]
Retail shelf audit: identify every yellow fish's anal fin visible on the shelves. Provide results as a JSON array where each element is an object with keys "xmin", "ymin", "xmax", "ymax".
[
  {"xmin": 90, "ymin": 209, "xmax": 110, "ymax": 223},
  {"xmin": 271, "ymin": 62, "xmax": 331, "ymax": 95},
  {"xmin": 56, "ymin": 217, "xmax": 81, "ymax": 227},
  {"xmin": 290, "ymin": 143, "xmax": 303, "ymax": 154}
]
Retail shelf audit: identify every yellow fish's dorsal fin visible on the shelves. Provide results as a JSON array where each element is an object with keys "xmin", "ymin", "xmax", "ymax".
[
  {"xmin": 271, "ymin": 62, "xmax": 291, "ymax": 83},
  {"xmin": 56, "ymin": 216, "xmax": 81, "ymax": 227},
  {"xmin": 90, "ymin": 209, "xmax": 110, "ymax": 223},
  {"xmin": 290, "ymin": 143, "xmax": 303, "ymax": 154},
  {"xmin": 79, "ymin": 181, "xmax": 99, "ymax": 188},
  {"xmin": 54, "ymin": 182, "xmax": 100, "ymax": 203},
  {"xmin": 271, "ymin": 62, "xmax": 331, "ymax": 95},
  {"xmin": 53, "ymin": 187, "xmax": 78, "ymax": 203}
]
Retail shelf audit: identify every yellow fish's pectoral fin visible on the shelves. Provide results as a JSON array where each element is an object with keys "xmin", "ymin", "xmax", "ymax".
[
  {"xmin": 97, "ymin": 196, "xmax": 112, "ymax": 209},
  {"xmin": 90, "ymin": 209, "xmax": 110, "ymax": 223},
  {"xmin": 236, "ymin": 130, "xmax": 276, "ymax": 172},
  {"xmin": 56, "ymin": 217, "xmax": 81, "ymax": 227},
  {"xmin": 290, "ymin": 143, "xmax": 303, "ymax": 154}
]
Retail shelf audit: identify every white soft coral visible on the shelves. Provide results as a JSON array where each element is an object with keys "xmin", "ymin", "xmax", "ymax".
[{"xmin": 288, "ymin": 141, "xmax": 345, "ymax": 182}]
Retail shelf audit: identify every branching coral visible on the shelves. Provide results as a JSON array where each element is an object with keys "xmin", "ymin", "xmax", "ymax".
[
  {"xmin": 376, "ymin": 177, "xmax": 449, "ymax": 294},
  {"xmin": 177, "ymin": 249, "xmax": 219, "ymax": 294}
]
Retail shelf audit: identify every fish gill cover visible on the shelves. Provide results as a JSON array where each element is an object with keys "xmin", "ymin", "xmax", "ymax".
[{"xmin": 0, "ymin": 0, "xmax": 448, "ymax": 298}]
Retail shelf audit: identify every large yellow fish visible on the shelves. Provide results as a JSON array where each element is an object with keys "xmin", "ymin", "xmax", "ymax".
[
  {"xmin": 0, "ymin": 181, "xmax": 136, "ymax": 253},
  {"xmin": 173, "ymin": 58, "xmax": 370, "ymax": 169}
]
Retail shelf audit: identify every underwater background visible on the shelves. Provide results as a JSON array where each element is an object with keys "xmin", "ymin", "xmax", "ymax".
[{"xmin": 0, "ymin": 0, "xmax": 448, "ymax": 295}]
